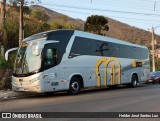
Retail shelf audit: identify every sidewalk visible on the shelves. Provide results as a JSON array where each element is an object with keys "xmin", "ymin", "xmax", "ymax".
[
  {"xmin": 0, "ymin": 90, "xmax": 22, "ymax": 100},
  {"xmin": 0, "ymin": 90, "xmax": 38, "ymax": 100}
]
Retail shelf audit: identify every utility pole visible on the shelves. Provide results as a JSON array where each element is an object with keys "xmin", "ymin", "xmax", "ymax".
[
  {"xmin": 1, "ymin": 0, "xmax": 6, "ymax": 33},
  {"xmin": 149, "ymin": 26, "xmax": 160, "ymax": 72},
  {"xmin": 151, "ymin": 27, "xmax": 156, "ymax": 72},
  {"xmin": 0, "ymin": 0, "xmax": 6, "ymax": 57},
  {"xmin": 18, "ymin": 0, "xmax": 41, "ymax": 46},
  {"xmin": 19, "ymin": 0, "xmax": 24, "ymax": 46}
]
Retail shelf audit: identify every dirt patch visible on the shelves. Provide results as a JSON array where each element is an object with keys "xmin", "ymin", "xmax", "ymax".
[
  {"xmin": 0, "ymin": 69, "xmax": 12, "ymax": 90},
  {"xmin": 0, "ymin": 70, "xmax": 6, "ymax": 80}
]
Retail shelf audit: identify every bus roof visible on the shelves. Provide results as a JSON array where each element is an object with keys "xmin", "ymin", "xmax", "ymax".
[
  {"xmin": 22, "ymin": 30, "xmax": 74, "ymax": 42},
  {"xmin": 22, "ymin": 29, "xmax": 147, "ymax": 49}
]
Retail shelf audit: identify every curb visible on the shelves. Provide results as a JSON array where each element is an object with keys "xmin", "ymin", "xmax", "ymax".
[{"xmin": 0, "ymin": 91, "xmax": 23, "ymax": 100}]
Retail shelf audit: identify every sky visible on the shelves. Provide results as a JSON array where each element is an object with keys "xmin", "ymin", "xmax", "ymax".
[{"xmin": 36, "ymin": 0, "xmax": 160, "ymax": 35}]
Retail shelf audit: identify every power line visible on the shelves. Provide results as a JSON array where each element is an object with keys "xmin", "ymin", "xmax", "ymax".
[
  {"xmin": 93, "ymin": 0, "xmax": 157, "ymax": 7},
  {"xmin": 91, "ymin": 2, "xmax": 155, "ymax": 11},
  {"xmin": 73, "ymin": 0, "xmax": 158, "ymax": 10},
  {"xmin": 99, "ymin": 0, "xmax": 157, "ymax": 5},
  {"xmin": 49, "ymin": 7, "xmax": 160, "ymax": 24},
  {"xmin": 131, "ymin": 0, "xmax": 158, "ymax": 3},
  {"xmin": 41, "ymin": 3, "xmax": 160, "ymax": 17},
  {"xmin": 90, "ymin": 0, "xmax": 160, "ymax": 11}
]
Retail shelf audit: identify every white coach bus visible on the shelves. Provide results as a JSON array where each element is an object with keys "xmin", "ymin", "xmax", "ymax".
[{"xmin": 7, "ymin": 30, "xmax": 150, "ymax": 95}]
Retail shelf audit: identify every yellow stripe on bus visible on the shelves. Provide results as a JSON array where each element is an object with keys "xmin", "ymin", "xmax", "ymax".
[
  {"xmin": 95, "ymin": 57, "xmax": 121, "ymax": 87},
  {"xmin": 95, "ymin": 57, "xmax": 108, "ymax": 87},
  {"xmin": 111, "ymin": 64, "xmax": 115, "ymax": 85}
]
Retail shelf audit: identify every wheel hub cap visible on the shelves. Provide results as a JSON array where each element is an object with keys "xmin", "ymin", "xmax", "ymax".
[{"xmin": 71, "ymin": 82, "xmax": 79, "ymax": 91}]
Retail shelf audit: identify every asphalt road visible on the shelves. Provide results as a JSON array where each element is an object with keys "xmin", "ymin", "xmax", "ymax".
[{"xmin": 0, "ymin": 84, "xmax": 160, "ymax": 121}]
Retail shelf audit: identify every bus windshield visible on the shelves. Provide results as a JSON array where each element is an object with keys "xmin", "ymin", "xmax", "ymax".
[{"xmin": 13, "ymin": 39, "xmax": 44, "ymax": 75}]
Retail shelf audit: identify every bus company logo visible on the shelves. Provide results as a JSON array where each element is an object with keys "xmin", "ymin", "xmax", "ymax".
[
  {"xmin": 2, "ymin": 113, "xmax": 11, "ymax": 118},
  {"xmin": 95, "ymin": 57, "xmax": 121, "ymax": 87}
]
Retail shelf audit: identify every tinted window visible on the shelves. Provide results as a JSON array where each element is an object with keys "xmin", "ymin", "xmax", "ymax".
[
  {"xmin": 141, "ymin": 48, "xmax": 148, "ymax": 59},
  {"xmin": 95, "ymin": 41, "xmax": 110, "ymax": 56},
  {"xmin": 42, "ymin": 44, "xmax": 58, "ymax": 70},
  {"xmin": 69, "ymin": 36, "xmax": 96, "ymax": 57},
  {"xmin": 47, "ymin": 30, "xmax": 74, "ymax": 63},
  {"xmin": 70, "ymin": 36, "xmax": 148, "ymax": 59},
  {"xmin": 110, "ymin": 44, "xmax": 131, "ymax": 58}
]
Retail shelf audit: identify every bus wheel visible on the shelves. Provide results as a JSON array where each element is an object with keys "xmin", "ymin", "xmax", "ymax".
[
  {"xmin": 68, "ymin": 77, "xmax": 80, "ymax": 95},
  {"xmin": 130, "ymin": 75, "xmax": 138, "ymax": 88}
]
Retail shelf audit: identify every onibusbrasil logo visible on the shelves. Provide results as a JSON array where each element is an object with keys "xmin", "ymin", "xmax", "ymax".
[{"xmin": 1, "ymin": 113, "xmax": 42, "ymax": 119}]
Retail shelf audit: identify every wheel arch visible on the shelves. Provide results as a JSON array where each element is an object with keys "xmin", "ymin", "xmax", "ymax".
[
  {"xmin": 131, "ymin": 72, "xmax": 139, "ymax": 83},
  {"xmin": 69, "ymin": 74, "xmax": 84, "ymax": 88}
]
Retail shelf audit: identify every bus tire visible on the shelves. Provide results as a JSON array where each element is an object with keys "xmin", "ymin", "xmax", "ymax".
[
  {"xmin": 130, "ymin": 75, "xmax": 138, "ymax": 88},
  {"xmin": 68, "ymin": 77, "xmax": 80, "ymax": 95}
]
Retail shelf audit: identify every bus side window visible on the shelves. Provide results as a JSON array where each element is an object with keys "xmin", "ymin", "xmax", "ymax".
[
  {"xmin": 95, "ymin": 41, "xmax": 109, "ymax": 56},
  {"xmin": 44, "ymin": 48, "xmax": 57, "ymax": 69},
  {"xmin": 132, "ymin": 47, "xmax": 137, "ymax": 59}
]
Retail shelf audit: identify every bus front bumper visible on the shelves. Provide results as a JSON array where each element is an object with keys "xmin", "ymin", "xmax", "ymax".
[{"xmin": 12, "ymin": 75, "xmax": 44, "ymax": 93}]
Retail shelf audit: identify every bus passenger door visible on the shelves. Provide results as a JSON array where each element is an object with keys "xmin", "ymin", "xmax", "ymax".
[{"xmin": 42, "ymin": 44, "xmax": 59, "ymax": 92}]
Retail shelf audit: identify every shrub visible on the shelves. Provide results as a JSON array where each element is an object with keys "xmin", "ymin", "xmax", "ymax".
[
  {"xmin": 0, "ymin": 52, "xmax": 16, "ymax": 70},
  {"xmin": 0, "ymin": 56, "xmax": 8, "ymax": 69}
]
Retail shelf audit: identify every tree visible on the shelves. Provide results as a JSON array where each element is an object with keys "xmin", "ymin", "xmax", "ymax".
[
  {"xmin": 150, "ymin": 54, "xmax": 160, "ymax": 71},
  {"xmin": 5, "ymin": 16, "xmax": 19, "ymax": 48},
  {"xmin": 84, "ymin": 15, "xmax": 109, "ymax": 35},
  {"xmin": 9, "ymin": 0, "xmax": 41, "ymax": 46},
  {"xmin": 31, "ymin": 10, "xmax": 49, "ymax": 22},
  {"xmin": 49, "ymin": 20, "xmax": 80, "ymax": 30}
]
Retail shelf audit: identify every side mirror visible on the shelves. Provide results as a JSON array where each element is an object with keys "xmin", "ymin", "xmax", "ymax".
[{"xmin": 5, "ymin": 47, "xmax": 19, "ymax": 61}]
